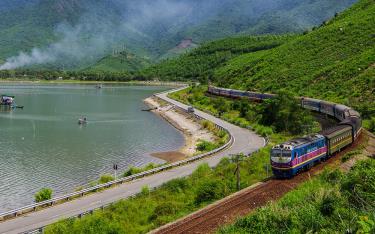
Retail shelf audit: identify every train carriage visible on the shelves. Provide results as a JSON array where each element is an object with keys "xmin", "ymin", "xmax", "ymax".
[
  {"xmin": 322, "ymin": 125, "xmax": 353, "ymax": 155},
  {"xmin": 334, "ymin": 104, "xmax": 350, "ymax": 121},
  {"xmin": 230, "ymin": 90, "xmax": 246, "ymax": 98},
  {"xmin": 301, "ymin": 97, "xmax": 321, "ymax": 112},
  {"xmin": 340, "ymin": 117, "xmax": 362, "ymax": 140},
  {"xmin": 320, "ymin": 101, "xmax": 335, "ymax": 116}
]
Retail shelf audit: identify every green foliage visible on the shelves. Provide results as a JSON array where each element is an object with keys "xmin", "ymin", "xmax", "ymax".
[
  {"xmin": 155, "ymin": 0, "xmax": 375, "ymax": 119},
  {"xmin": 195, "ymin": 180, "xmax": 225, "ymax": 205},
  {"xmin": 214, "ymin": 0, "xmax": 375, "ymax": 116},
  {"xmin": 123, "ymin": 163, "xmax": 159, "ymax": 177},
  {"xmin": 142, "ymin": 35, "xmax": 295, "ymax": 82},
  {"xmin": 171, "ymin": 85, "xmax": 316, "ymax": 136},
  {"xmin": 45, "ymin": 146, "xmax": 275, "ymax": 234},
  {"xmin": 341, "ymin": 159, "xmax": 375, "ymax": 210},
  {"xmin": 86, "ymin": 51, "xmax": 151, "ymax": 73},
  {"xmin": 363, "ymin": 117, "xmax": 375, "ymax": 133},
  {"xmin": 196, "ymin": 140, "xmax": 218, "ymax": 152},
  {"xmin": 99, "ymin": 174, "xmax": 114, "ymax": 184},
  {"xmin": 258, "ymin": 90, "xmax": 315, "ymax": 134},
  {"xmin": 34, "ymin": 188, "xmax": 53, "ymax": 203},
  {"xmin": 219, "ymin": 159, "xmax": 375, "ymax": 234},
  {"xmin": 141, "ymin": 186, "xmax": 150, "ymax": 196}
]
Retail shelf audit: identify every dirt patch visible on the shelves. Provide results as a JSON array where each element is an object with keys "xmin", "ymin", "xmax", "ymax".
[{"xmin": 151, "ymin": 151, "xmax": 187, "ymax": 163}]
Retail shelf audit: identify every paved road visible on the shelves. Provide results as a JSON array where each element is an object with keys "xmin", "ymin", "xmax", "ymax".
[{"xmin": 0, "ymin": 88, "xmax": 264, "ymax": 234}]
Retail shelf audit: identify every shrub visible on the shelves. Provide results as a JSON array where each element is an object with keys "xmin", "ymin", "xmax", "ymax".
[
  {"xmin": 161, "ymin": 178, "xmax": 191, "ymax": 193},
  {"xmin": 123, "ymin": 166, "xmax": 143, "ymax": 177},
  {"xmin": 363, "ymin": 117, "xmax": 375, "ymax": 133},
  {"xmin": 99, "ymin": 174, "xmax": 114, "ymax": 184},
  {"xmin": 341, "ymin": 160, "xmax": 375, "ymax": 209},
  {"xmin": 149, "ymin": 202, "xmax": 182, "ymax": 225},
  {"xmin": 195, "ymin": 180, "xmax": 225, "ymax": 205},
  {"xmin": 35, "ymin": 188, "xmax": 53, "ymax": 203},
  {"xmin": 196, "ymin": 140, "xmax": 217, "ymax": 152},
  {"xmin": 141, "ymin": 185, "xmax": 150, "ymax": 196}
]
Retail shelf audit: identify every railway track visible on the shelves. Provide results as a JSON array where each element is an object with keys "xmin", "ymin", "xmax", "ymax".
[{"xmin": 153, "ymin": 133, "xmax": 366, "ymax": 234}]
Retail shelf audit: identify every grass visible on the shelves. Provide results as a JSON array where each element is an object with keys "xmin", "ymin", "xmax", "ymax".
[
  {"xmin": 219, "ymin": 159, "xmax": 375, "ymax": 233},
  {"xmin": 44, "ymin": 146, "xmax": 277, "ymax": 234}
]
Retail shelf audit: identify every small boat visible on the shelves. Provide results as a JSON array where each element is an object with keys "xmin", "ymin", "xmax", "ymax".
[
  {"xmin": 96, "ymin": 84, "xmax": 103, "ymax": 89},
  {"xmin": 0, "ymin": 95, "xmax": 15, "ymax": 106},
  {"xmin": 78, "ymin": 117, "xmax": 88, "ymax": 125}
]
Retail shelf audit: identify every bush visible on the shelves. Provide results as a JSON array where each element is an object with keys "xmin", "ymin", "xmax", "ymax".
[
  {"xmin": 161, "ymin": 178, "xmax": 191, "ymax": 193},
  {"xmin": 341, "ymin": 160, "xmax": 375, "ymax": 209},
  {"xmin": 99, "ymin": 174, "xmax": 114, "ymax": 184},
  {"xmin": 196, "ymin": 140, "xmax": 217, "ymax": 152},
  {"xmin": 195, "ymin": 180, "xmax": 225, "ymax": 204},
  {"xmin": 259, "ymin": 90, "xmax": 315, "ymax": 134},
  {"xmin": 141, "ymin": 185, "xmax": 150, "ymax": 196},
  {"xmin": 149, "ymin": 202, "xmax": 183, "ymax": 225},
  {"xmin": 35, "ymin": 188, "xmax": 53, "ymax": 203},
  {"xmin": 363, "ymin": 117, "xmax": 375, "ymax": 133}
]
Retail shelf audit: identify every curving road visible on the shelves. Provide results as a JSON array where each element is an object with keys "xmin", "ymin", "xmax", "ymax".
[{"xmin": 0, "ymin": 87, "xmax": 264, "ymax": 234}]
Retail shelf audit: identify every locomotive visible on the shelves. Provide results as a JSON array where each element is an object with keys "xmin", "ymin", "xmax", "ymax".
[{"xmin": 207, "ymin": 86, "xmax": 362, "ymax": 178}]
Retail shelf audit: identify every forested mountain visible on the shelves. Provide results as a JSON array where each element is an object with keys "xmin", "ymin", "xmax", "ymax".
[
  {"xmin": 0, "ymin": 0, "xmax": 356, "ymax": 70},
  {"xmin": 143, "ymin": 0, "xmax": 375, "ymax": 117}
]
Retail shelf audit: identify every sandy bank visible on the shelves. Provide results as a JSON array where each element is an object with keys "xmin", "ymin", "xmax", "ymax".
[{"xmin": 144, "ymin": 96, "xmax": 214, "ymax": 163}]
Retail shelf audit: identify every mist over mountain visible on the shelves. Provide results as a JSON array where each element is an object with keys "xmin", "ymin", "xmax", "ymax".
[{"xmin": 0, "ymin": 0, "xmax": 356, "ymax": 70}]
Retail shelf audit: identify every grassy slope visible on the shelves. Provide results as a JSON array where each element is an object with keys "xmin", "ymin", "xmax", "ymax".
[
  {"xmin": 214, "ymin": 0, "xmax": 375, "ymax": 115},
  {"xmin": 219, "ymin": 158, "xmax": 375, "ymax": 233},
  {"xmin": 141, "ymin": 35, "xmax": 296, "ymax": 80},
  {"xmin": 146, "ymin": 0, "xmax": 374, "ymax": 118},
  {"xmin": 85, "ymin": 51, "xmax": 150, "ymax": 73}
]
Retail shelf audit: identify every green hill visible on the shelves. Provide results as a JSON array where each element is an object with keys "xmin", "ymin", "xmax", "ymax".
[
  {"xmin": 146, "ymin": 0, "xmax": 375, "ymax": 117},
  {"xmin": 141, "ymin": 34, "xmax": 297, "ymax": 80},
  {"xmin": 86, "ymin": 51, "xmax": 150, "ymax": 73},
  {"xmin": 214, "ymin": 0, "xmax": 375, "ymax": 117},
  {"xmin": 0, "ymin": 0, "xmax": 356, "ymax": 70}
]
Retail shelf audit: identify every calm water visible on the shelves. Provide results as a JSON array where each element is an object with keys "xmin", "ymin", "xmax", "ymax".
[{"xmin": 0, "ymin": 84, "xmax": 184, "ymax": 212}]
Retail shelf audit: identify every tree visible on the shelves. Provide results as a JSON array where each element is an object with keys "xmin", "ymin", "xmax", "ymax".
[
  {"xmin": 259, "ymin": 90, "xmax": 314, "ymax": 134},
  {"xmin": 35, "ymin": 188, "xmax": 53, "ymax": 203}
]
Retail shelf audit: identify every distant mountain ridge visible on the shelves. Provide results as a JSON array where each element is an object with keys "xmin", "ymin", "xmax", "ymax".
[{"xmin": 0, "ymin": 0, "xmax": 356, "ymax": 70}]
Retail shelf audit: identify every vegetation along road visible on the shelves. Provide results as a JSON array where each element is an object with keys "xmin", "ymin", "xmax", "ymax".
[{"xmin": 0, "ymin": 87, "xmax": 265, "ymax": 234}]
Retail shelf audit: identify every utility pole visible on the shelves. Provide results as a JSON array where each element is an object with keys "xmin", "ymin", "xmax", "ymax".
[{"xmin": 232, "ymin": 154, "xmax": 244, "ymax": 191}]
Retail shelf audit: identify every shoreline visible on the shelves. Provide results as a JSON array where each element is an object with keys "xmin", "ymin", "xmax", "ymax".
[
  {"xmin": 144, "ymin": 96, "xmax": 215, "ymax": 163},
  {"xmin": 0, "ymin": 79, "xmax": 187, "ymax": 86}
]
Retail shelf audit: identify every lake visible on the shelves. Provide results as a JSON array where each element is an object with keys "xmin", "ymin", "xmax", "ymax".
[{"xmin": 0, "ymin": 83, "xmax": 184, "ymax": 212}]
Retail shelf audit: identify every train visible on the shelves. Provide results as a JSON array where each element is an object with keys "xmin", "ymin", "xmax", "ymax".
[{"xmin": 207, "ymin": 86, "xmax": 362, "ymax": 178}]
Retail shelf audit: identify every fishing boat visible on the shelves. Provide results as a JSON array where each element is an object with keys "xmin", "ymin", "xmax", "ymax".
[
  {"xmin": 0, "ymin": 95, "xmax": 15, "ymax": 106},
  {"xmin": 78, "ymin": 117, "xmax": 88, "ymax": 125}
]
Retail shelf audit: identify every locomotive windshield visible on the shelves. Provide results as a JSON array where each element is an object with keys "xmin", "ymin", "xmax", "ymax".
[{"xmin": 271, "ymin": 149, "xmax": 291, "ymax": 158}]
